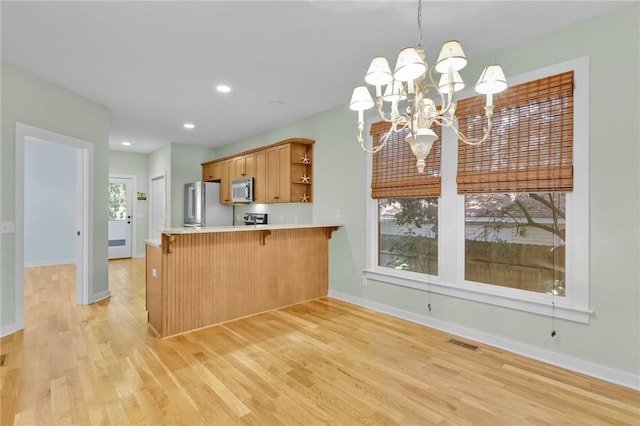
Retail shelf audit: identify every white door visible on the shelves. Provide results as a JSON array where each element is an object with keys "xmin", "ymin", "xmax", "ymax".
[
  {"xmin": 150, "ymin": 174, "xmax": 166, "ymax": 240},
  {"xmin": 108, "ymin": 176, "xmax": 133, "ymax": 259}
]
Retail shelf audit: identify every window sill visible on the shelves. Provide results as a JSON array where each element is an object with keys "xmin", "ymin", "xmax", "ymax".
[{"xmin": 363, "ymin": 269, "xmax": 592, "ymax": 324}]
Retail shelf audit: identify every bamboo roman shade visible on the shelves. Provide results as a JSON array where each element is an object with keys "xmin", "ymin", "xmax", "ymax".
[
  {"xmin": 456, "ymin": 71, "xmax": 574, "ymax": 194},
  {"xmin": 370, "ymin": 121, "xmax": 441, "ymax": 198}
]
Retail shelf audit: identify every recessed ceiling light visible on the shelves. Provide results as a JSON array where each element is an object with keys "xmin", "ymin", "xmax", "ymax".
[
  {"xmin": 121, "ymin": 141, "xmax": 131, "ymax": 146},
  {"xmin": 216, "ymin": 84, "xmax": 231, "ymax": 93},
  {"xmin": 270, "ymin": 100, "xmax": 285, "ymax": 106},
  {"xmin": 184, "ymin": 123, "xmax": 195, "ymax": 129}
]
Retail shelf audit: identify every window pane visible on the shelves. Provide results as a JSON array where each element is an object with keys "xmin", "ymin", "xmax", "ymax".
[
  {"xmin": 465, "ymin": 193, "xmax": 565, "ymax": 296},
  {"xmin": 108, "ymin": 183, "xmax": 127, "ymax": 220},
  {"xmin": 378, "ymin": 198, "xmax": 438, "ymax": 275}
]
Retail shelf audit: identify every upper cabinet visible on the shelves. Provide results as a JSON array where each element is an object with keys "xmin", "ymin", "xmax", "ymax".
[
  {"xmin": 266, "ymin": 144, "xmax": 291, "ymax": 203},
  {"xmin": 230, "ymin": 153, "xmax": 255, "ymax": 181},
  {"xmin": 201, "ymin": 138, "xmax": 313, "ymax": 205},
  {"xmin": 219, "ymin": 160, "xmax": 232, "ymax": 205},
  {"xmin": 254, "ymin": 150, "xmax": 267, "ymax": 204}
]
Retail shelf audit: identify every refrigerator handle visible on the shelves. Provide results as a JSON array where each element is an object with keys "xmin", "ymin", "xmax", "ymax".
[{"xmin": 187, "ymin": 186, "xmax": 194, "ymax": 220}]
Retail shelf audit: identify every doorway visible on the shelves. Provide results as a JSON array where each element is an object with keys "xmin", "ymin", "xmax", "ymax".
[
  {"xmin": 14, "ymin": 123, "xmax": 91, "ymax": 333},
  {"xmin": 108, "ymin": 175, "xmax": 135, "ymax": 259},
  {"xmin": 150, "ymin": 173, "xmax": 167, "ymax": 240}
]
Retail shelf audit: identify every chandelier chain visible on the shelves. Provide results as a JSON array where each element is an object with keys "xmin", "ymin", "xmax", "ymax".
[{"xmin": 417, "ymin": 0, "xmax": 423, "ymax": 47}]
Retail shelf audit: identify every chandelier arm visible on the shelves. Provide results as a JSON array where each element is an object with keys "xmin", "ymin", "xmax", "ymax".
[
  {"xmin": 425, "ymin": 66, "xmax": 453, "ymax": 117},
  {"xmin": 375, "ymin": 102, "xmax": 394, "ymax": 123},
  {"xmin": 451, "ymin": 117, "xmax": 494, "ymax": 146},
  {"xmin": 356, "ymin": 120, "xmax": 389, "ymax": 154}
]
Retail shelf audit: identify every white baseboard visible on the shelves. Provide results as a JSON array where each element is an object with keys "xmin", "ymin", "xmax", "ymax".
[
  {"xmin": 89, "ymin": 290, "xmax": 111, "ymax": 304},
  {"xmin": 329, "ymin": 290, "xmax": 640, "ymax": 391},
  {"xmin": 134, "ymin": 252, "xmax": 145, "ymax": 259},
  {"xmin": 24, "ymin": 259, "xmax": 75, "ymax": 267}
]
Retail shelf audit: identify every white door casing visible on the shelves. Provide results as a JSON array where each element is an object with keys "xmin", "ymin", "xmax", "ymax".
[
  {"xmin": 11, "ymin": 123, "xmax": 92, "ymax": 336},
  {"xmin": 150, "ymin": 173, "xmax": 166, "ymax": 241}
]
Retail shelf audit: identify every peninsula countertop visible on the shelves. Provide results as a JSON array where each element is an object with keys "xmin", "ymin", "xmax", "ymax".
[
  {"xmin": 159, "ymin": 223, "xmax": 342, "ymax": 235},
  {"xmin": 144, "ymin": 223, "xmax": 342, "ymax": 247}
]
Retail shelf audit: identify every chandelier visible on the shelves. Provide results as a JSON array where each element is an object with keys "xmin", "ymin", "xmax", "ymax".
[{"xmin": 349, "ymin": 0, "xmax": 508, "ymax": 174}]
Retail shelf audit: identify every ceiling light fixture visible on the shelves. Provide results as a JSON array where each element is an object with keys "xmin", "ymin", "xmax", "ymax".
[
  {"xmin": 349, "ymin": 0, "xmax": 508, "ymax": 173},
  {"xmin": 184, "ymin": 123, "xmax": 195, "ymax": 129},
  {"xmin": 216, "ymin": 84, "xmax": 231, "ymax": 93},
  {"xmin": 121, "ymin": 141, "xmax": 131, "ymax": 146}
]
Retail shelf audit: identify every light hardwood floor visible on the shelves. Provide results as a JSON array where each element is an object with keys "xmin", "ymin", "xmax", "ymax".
[{"xmin": 1, "ymin": 259, "xmax": 638, "ymax": 425}]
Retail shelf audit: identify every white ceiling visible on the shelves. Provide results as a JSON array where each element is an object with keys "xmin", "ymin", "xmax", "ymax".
[{"xmin": 1, "ymin": 1, "xmax": 630, "ymax": 154}]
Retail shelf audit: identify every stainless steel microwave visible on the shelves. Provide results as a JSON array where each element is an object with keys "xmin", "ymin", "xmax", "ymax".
[{"xmin": 231, "ymin": 177, "xmax": 254, "ymax": 203}]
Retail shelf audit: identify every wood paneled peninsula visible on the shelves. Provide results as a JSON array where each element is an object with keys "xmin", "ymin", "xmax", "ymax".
[{"xmin": 145, "ymin": 224, "xmax": 340, "ymax": 338}]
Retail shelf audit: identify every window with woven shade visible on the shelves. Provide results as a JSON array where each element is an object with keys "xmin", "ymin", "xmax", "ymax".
[
  {"xmin": 365, "ymin": 58, "xmax": 590, "ymax": 322},
  {"xmin": 456, "ymin": 71, "xmax": 574, "ymax": 194},
  {"xmin": 370, "ymin": 121, "xmax": 442, "ymax": 198}
]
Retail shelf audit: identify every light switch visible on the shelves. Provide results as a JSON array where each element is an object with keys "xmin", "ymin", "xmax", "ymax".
[{"xmin": 152, "ymin": 268, "xmax": 157, "ymax": 277}]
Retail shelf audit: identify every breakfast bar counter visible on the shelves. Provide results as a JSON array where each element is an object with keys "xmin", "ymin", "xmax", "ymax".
[{"xmin": 145, "ymin": 224, "xmax": 340, "ymax": 338}]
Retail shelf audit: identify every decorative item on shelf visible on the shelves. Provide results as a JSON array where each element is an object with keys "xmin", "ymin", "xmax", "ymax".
[
  {"xmin": 300, "ymin": 194, "xmax": 310, "ymax": 203},
  {"xmin": 301, "ymin": 154, "xmax": 310, "ymax": 164},
  {"xmin": 349, "ymin": 0, "xmax": 508, "ymax": 174},
  {"xmin": 300, "ymin": 174, "xmax": 310, "ymax": 184}
]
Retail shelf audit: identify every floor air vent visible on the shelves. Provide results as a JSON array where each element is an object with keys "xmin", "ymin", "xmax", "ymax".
[
  {"xmin": 0, "ymin": 354, "xmax": 6, "ymax": 367},
  {"xmin": 447, "ymin": 339, "xmax": 479, "ymax": 351}
]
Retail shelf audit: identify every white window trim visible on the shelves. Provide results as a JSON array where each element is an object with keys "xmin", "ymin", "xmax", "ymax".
[{"xmin": 365, "ymin": 56, "xmax": 592, "ymax": 324}]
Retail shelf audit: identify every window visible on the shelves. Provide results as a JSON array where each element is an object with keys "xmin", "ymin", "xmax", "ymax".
[
  {"xmin": 464, "ymin": 192, "xmax": 565, "ymax": 296},
  {"xmin": 370, "ymin": 122, "xmax": 441, "ymax": 277},
  {"xmin": 378, "ymin": 197, "xmax": 438, "ymax": 275},
  {"xmin": 366, "ymin": 57, "xmax": 590, "ymax": 323},
  {"xmin": 458, "ymin": 71, "xmax": 573, "ymax": 297}
]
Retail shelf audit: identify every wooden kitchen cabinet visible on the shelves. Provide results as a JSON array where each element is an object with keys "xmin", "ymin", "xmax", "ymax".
[
  {"xmin": 266, "ymin": 144, "xmax": 291, "ymax": 203},
  {"xmin": 202, "ymin": 162, "xmax": 221, "ymax": 182},
  {"xmin": 220, "ymin": 160, "xmax": 232, "ymax": 205},
  {"xmin": 254, "ymin": 149, "xmax": 267, "ymax": 203},
  {"xmin": 201, "ymin": 137, "xmax": 313, "ymax": 204},
  {"xmin": 230, "ymin": 153, "xmax": 255, "ymax": 181}
]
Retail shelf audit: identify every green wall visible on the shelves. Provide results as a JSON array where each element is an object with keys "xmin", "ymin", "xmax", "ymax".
[
  {"xmin": 169, "ymin": 144, "xmax": 216, "ymax": 228},
  {"xmin": 108, "ymin": 150, "xmax": 149, "ymax": 257},
  {"xmin": 212, "ymin": 4, "xmax": 640, "ymax": 380},
  {"xmin": 1, "ymin": 61, "xmax": 110, "ymax": 333},
  {"xmin": 147, "ymin": 143, "xmax": 216, "ymax": 228}
]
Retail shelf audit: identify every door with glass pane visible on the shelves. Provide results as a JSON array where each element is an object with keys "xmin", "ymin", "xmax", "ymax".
[{"xmin": 108, "ymin": 177, "xmax": 133, "ymax": 259}]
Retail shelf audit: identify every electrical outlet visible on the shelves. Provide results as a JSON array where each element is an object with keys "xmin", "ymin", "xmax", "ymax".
[
  {"xmin": 152, "ymin": 268, "xmax": 157, "ymax": 278},
  {"xmin": 0, "ymin": 222, "xmax": 15, "ymax": 234},
  {"xmin": 361, "ymin": 275, "xmax": 368, "ymax": 287},
  {"xmin": 335, "ymin": 209, "xmax": 341, "ymax": 218}
]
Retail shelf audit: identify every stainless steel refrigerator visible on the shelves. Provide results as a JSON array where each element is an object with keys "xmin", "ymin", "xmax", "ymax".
[{"xmin": 183, "ymin": 181, "xmax": 233, "ymax": 227}]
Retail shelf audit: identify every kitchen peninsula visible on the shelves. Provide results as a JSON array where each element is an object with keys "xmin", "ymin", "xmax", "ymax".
[{"xmin": 145, "ymin": 224, "xmax": 340, "ymax": 338}]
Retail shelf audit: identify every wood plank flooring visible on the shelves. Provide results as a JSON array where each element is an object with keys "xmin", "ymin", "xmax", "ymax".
[{"xmin": 1, "ymin": 259, "xmax": 638, "ymax": 425}]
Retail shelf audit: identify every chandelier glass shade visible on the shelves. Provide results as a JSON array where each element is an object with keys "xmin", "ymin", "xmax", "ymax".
[{"xmin": 349, "ymin": 0, "xmax": 508, "ymax": 174}]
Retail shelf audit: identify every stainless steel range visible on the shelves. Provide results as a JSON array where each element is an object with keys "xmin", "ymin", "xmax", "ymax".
[{"xmin": 242, "ymin": 213, "xmax": 268, "ymax": 225}]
